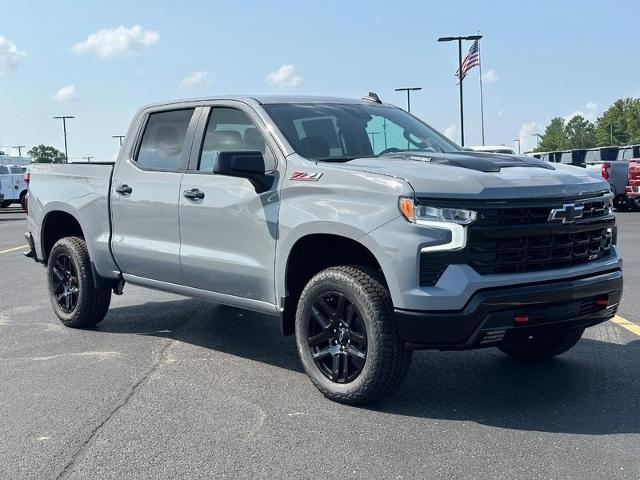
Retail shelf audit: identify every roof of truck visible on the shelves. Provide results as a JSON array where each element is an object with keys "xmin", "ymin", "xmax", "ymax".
[{"xmin": 142, "ymin": 95, "xmax": 383, "ymax": 109}]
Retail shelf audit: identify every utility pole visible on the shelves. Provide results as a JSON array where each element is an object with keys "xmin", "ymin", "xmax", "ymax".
[
  {"xmin": 12, "ymin": 145, "xmax": 26, "ymax": 157},
  {"xmin": 53, "ymin": 115, "xmax": 75, "ymax": 162},
  {"xmin": 437, "ymin": 34, "xmax": 483, "ymax": 147},
  {"xmin": 514, "ymin": 138, "xmax": 521, "ymax": 154},
  {"xmin": 112, "ymin": 135, "xmax": 125, "ymax": 147},
  {"xmin": 394, "ymin": 87, "xmax": 422, "ymax": 113}
]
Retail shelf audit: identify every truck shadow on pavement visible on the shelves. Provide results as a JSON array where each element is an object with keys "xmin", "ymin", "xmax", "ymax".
[{"xmin": 99, "ymin": 298, "xmax": 640, "ymax": 436}]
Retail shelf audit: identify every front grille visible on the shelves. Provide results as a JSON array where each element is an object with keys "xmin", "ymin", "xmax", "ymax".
[
  {"xmin": 472, "ymin": 195, "xmax": 612, "ymax": 226},
  {"xmin": 468, "ymin": 227, "xmax": 612, "ymax": 275},
  {"xmin": 418, "ymin": 194, "xmax": 614, "ymax": 286}
]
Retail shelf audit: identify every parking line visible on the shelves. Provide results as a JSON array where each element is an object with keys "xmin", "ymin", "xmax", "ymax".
[
  {"xmin": 0, "ymin": 245, "xmax": 28, "ymax": 255},
  {"xmin": 611, "ymin": 315, "xmax": 640, "ymax": 337}
]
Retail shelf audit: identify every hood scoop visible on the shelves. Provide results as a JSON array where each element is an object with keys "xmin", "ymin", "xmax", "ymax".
[{"xmin": 385, "ymin": 152, "xmax": 555, "ymax": 173}]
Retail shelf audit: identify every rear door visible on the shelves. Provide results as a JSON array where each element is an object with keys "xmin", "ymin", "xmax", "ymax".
[
  {"xmin": 178, "ymin": 103, "xmax": 281, "ymax": 304},
  {"xmin": 111, "ymin": 107, "xmax": 201, "ymax": 284}
]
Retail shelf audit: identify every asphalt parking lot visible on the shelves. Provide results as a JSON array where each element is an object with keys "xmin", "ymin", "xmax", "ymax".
[{"xmin": 1, "ymin": 205, "xmax": 639, "ymax": 480}]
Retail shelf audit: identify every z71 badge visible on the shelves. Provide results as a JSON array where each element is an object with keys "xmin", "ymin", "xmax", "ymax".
[{"xmin": 289, "ymin": 171, "xmax": 323, "ymax": 182}]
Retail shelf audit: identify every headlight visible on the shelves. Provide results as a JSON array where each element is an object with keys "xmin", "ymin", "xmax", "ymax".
[{"xmin": 398, "ymin": 197, "xmax": 477, "ymax": 225}]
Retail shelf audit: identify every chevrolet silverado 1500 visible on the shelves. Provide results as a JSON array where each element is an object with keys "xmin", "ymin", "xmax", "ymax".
[{"xmin": 25, "ymin": 95, "xmax": 623, "ymax": 404}]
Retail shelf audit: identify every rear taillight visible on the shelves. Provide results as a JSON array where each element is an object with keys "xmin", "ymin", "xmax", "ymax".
[
  {"xmin": 23, "ymin": 171, "xmax": 29, "ymax": 184},
  {"xmin": 601, "ymin": 162, "xmax": 611, "ymax": 180}
]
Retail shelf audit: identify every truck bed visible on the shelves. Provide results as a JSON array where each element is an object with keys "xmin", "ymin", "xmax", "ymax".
[{"xmin": 26, "ymin": 162, "xmax": 120, "ymax": 279}]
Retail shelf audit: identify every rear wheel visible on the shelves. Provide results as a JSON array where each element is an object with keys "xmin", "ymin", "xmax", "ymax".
[
  {"xmin": 499, "ymin": 328, "xmax": 584, "ymax": 360},
  {"xmin": 19, "ymin": 192, "xmax": 27, "ymax": 211},
  {"xmin": 295, "ymin": 265, "xmax": 412, "ymax": 405},
  {"xmin": 47, "ymin": 236, "xmax": 111, "ymax": 328}
]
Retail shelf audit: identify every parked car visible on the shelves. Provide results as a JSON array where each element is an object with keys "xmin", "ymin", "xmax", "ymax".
[
  {"xmin": 626, "ymin": 159, "xmax": 640, "ymax": 210},
  {"xmin": 25, "ymin": 95, "xmax": 622, "ymax": 404},
  {"xmin": 584, "ymin": 147, "xmax": 631, "ymax": 210},
  {"xmin": 0, "ymin": 164, "xmax": 28, "ymax": 210}
]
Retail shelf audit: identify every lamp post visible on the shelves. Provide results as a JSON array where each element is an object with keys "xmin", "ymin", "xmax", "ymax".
[
  {"xmin": 112, "ymin": 135, "xmax": 125, "ymax": 147},
  {"xmin": 532, "ymin": 133, "xmax": 543, "ymax": 149},
  {"xmin": 437, "ymin": 35, "xmax": 483, "ymax": 147},
  {"xmin": 53, "ymin": 115, "xmax": 75, "ymax": 162},
  {"xmin": 394, "ymin": 87, "xmax": 422, "ymax": 113}
]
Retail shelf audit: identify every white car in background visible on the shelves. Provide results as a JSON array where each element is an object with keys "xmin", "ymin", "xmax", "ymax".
[
  {"xmin": 0, "ymin": 164, "xmax": 28, "ymax": 210},
  {"xmin": 468, "ymin": 145, "xmax": 517, "ymax": 155}
]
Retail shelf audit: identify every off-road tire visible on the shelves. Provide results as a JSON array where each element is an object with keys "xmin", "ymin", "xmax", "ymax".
[
  {"xmin": 47, "ymin": 236, "xmax": 111, "ymax": 328},
  {"xmin": 498, "ymin": 328, "xmax": 584, "ymax": 360},
  {"xmin": 295, "ymin": 265, "xmax": 412, "ymax": 405}
]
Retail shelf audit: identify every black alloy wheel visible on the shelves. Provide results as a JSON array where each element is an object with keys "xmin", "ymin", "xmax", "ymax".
[
  {"xmin": 307, "ymin": 291, "xmax": 368, "ymax": 383},
  {"xmin": 51, "ymin": 253, "xmax": 80, "ymax": 313}
]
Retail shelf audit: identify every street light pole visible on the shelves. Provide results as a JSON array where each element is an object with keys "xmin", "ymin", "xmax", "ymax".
[
  {"xmin": 532, "ymin": 133, "xmax": 543, "ymax": 149},
  {"xmin": 437, "ymin": 34, "xmax": 483, "ymax": 147},
  {"xmin": 53, "ymin": 115, "xmax": 75, "ymax": 162},
  {"xmin": 394, "ymin": 87, "xmax": 422, "ymax": 113},
  {"xmin": 112, "ymin": 135, "xmax": 125, "ymax": 147}
]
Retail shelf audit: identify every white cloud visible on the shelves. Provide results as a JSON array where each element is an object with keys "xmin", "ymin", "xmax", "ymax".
[
  {"xmin": 443, "ymin": 125, "xmax": 457, "ymax": 142},
  {"xmin": 564, "ymin": 101, "xmax": 599, "ymax": 122},
  {"xmin": 72, "ymin": 25, "xmax": 159, "ymax": 59},
  {"xmin": 497, "ymin": 110, "xmax": 504, "ymax": 118},
  {"xmin": 53, "ymin": 85, "xmax": 78, "ymax": 102},
  {"xmin": 265, "ymin": 64, "xmax": 303, "ymax": 87},
  {"xmin": 518, "ymin": 121, "xmax": 538, "ymax": 153},
  {"xmin": 0, "ymin": 36, "xmax": 25, "ymax": 73},
  {"xmin": 481, "ymin": 69, "xmax": 498, "ymax": 83},
  {"xmin": 179, "ymin": 70, "xmax": 211, "ymax": 88}
]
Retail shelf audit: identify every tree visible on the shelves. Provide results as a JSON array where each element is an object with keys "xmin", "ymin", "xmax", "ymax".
[
  {"xmin": 536, "ymin": 117, "xmax": 568, "ymax": 151},
  {"xmin": 27, "ymin": 145, "xmax": 66, "ymax": 163},
  {"xmin": 565, "ymin": 115, "xmax": 596, "ymax": 149}
]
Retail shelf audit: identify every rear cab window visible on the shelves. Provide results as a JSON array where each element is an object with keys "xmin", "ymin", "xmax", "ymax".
[{"xmin": 135, "ymin": 108, "xmax": 195, "ymax": 170}]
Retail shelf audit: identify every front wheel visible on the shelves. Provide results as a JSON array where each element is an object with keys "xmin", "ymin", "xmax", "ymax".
[
  {"xmin": 498, "ymin": 328, "xmax": 584, "ymax": 360},
  {"xmin": 47, "ymin": 236, "xmax": 111, "ymax": 328},
  {"xmin": 295, "ymin": 266, "xmax": 412, "ymax": 405}
]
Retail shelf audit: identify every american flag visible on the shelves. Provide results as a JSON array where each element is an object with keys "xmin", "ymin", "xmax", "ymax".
[{"xmin": 455, "ymin": 40, "xmax": 480, "ymax": 82}]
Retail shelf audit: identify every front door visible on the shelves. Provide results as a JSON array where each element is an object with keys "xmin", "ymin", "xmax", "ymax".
[
  {"xmin": 179, "ymin": 105, "xmax": 281, "ymax": 304},
  {"xmin": 111, "ymin": 107, "xmax": 199, "ymax": 284}
]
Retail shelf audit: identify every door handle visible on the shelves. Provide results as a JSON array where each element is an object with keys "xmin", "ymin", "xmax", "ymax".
[
  {"xmin": 115, "ymin": 184, "xmax": 133, "ymax": 195},
  {"xmin": 183, "ymin": 188, "xmax": 205, "ymax": 200}
]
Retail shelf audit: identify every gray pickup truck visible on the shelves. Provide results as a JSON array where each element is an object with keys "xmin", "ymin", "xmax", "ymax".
[{"xmin": 25, "ymin": 95, "xmax": 623, "ymax": 404}]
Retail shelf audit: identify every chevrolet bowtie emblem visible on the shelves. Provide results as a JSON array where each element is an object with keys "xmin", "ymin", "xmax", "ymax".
[{"xmin": 548, "ymin": 203, "xmax": 584, "ymax": 224}]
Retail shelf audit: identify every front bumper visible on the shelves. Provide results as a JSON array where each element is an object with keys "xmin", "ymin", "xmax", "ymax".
[{"xmin": 395, "ymin": 269, "xmax": 622, "ymax": 350}]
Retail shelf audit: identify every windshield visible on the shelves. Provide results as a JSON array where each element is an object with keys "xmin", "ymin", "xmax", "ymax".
[{"xmin": 262, "ymin": 103, "xmax": 461, "ymax": 162}]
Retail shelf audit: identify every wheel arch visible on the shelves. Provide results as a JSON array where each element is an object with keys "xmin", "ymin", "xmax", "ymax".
[{"xmin": 279, "ymin": 232, "xmax": 386, "ymax": 335}]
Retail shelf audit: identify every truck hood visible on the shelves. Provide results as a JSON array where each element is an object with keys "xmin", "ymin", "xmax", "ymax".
[{"xmin": 339, "ymin": 152, "xmax": 610, "ymax": 199}]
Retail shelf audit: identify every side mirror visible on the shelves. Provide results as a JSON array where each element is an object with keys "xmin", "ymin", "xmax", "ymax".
[{"xmin": 213, "ymin": 151, "xmax": 273, "ymax": 193}]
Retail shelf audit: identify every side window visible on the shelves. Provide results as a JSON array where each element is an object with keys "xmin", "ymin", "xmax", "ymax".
[
  {"xmin": 199, "ymin": 107, "xmax": 275, "ymax": 172},
  {"xmin": 9, "ymin": 167, "xmax": 24, "ymax": 174},
  {"xmin": 136, "ymin": 109, "xmax": 195, "ymax": 170}
]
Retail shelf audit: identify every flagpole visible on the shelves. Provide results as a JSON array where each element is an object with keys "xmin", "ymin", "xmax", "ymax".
[{"xmin": 478, "ymin": 31, "xmax": 486, "ymax": 146}]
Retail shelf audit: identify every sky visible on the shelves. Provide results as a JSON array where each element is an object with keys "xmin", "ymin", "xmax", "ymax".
[{"xmin": 1, "ymin": 0, "xmax": 639, "ymax": 161}]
